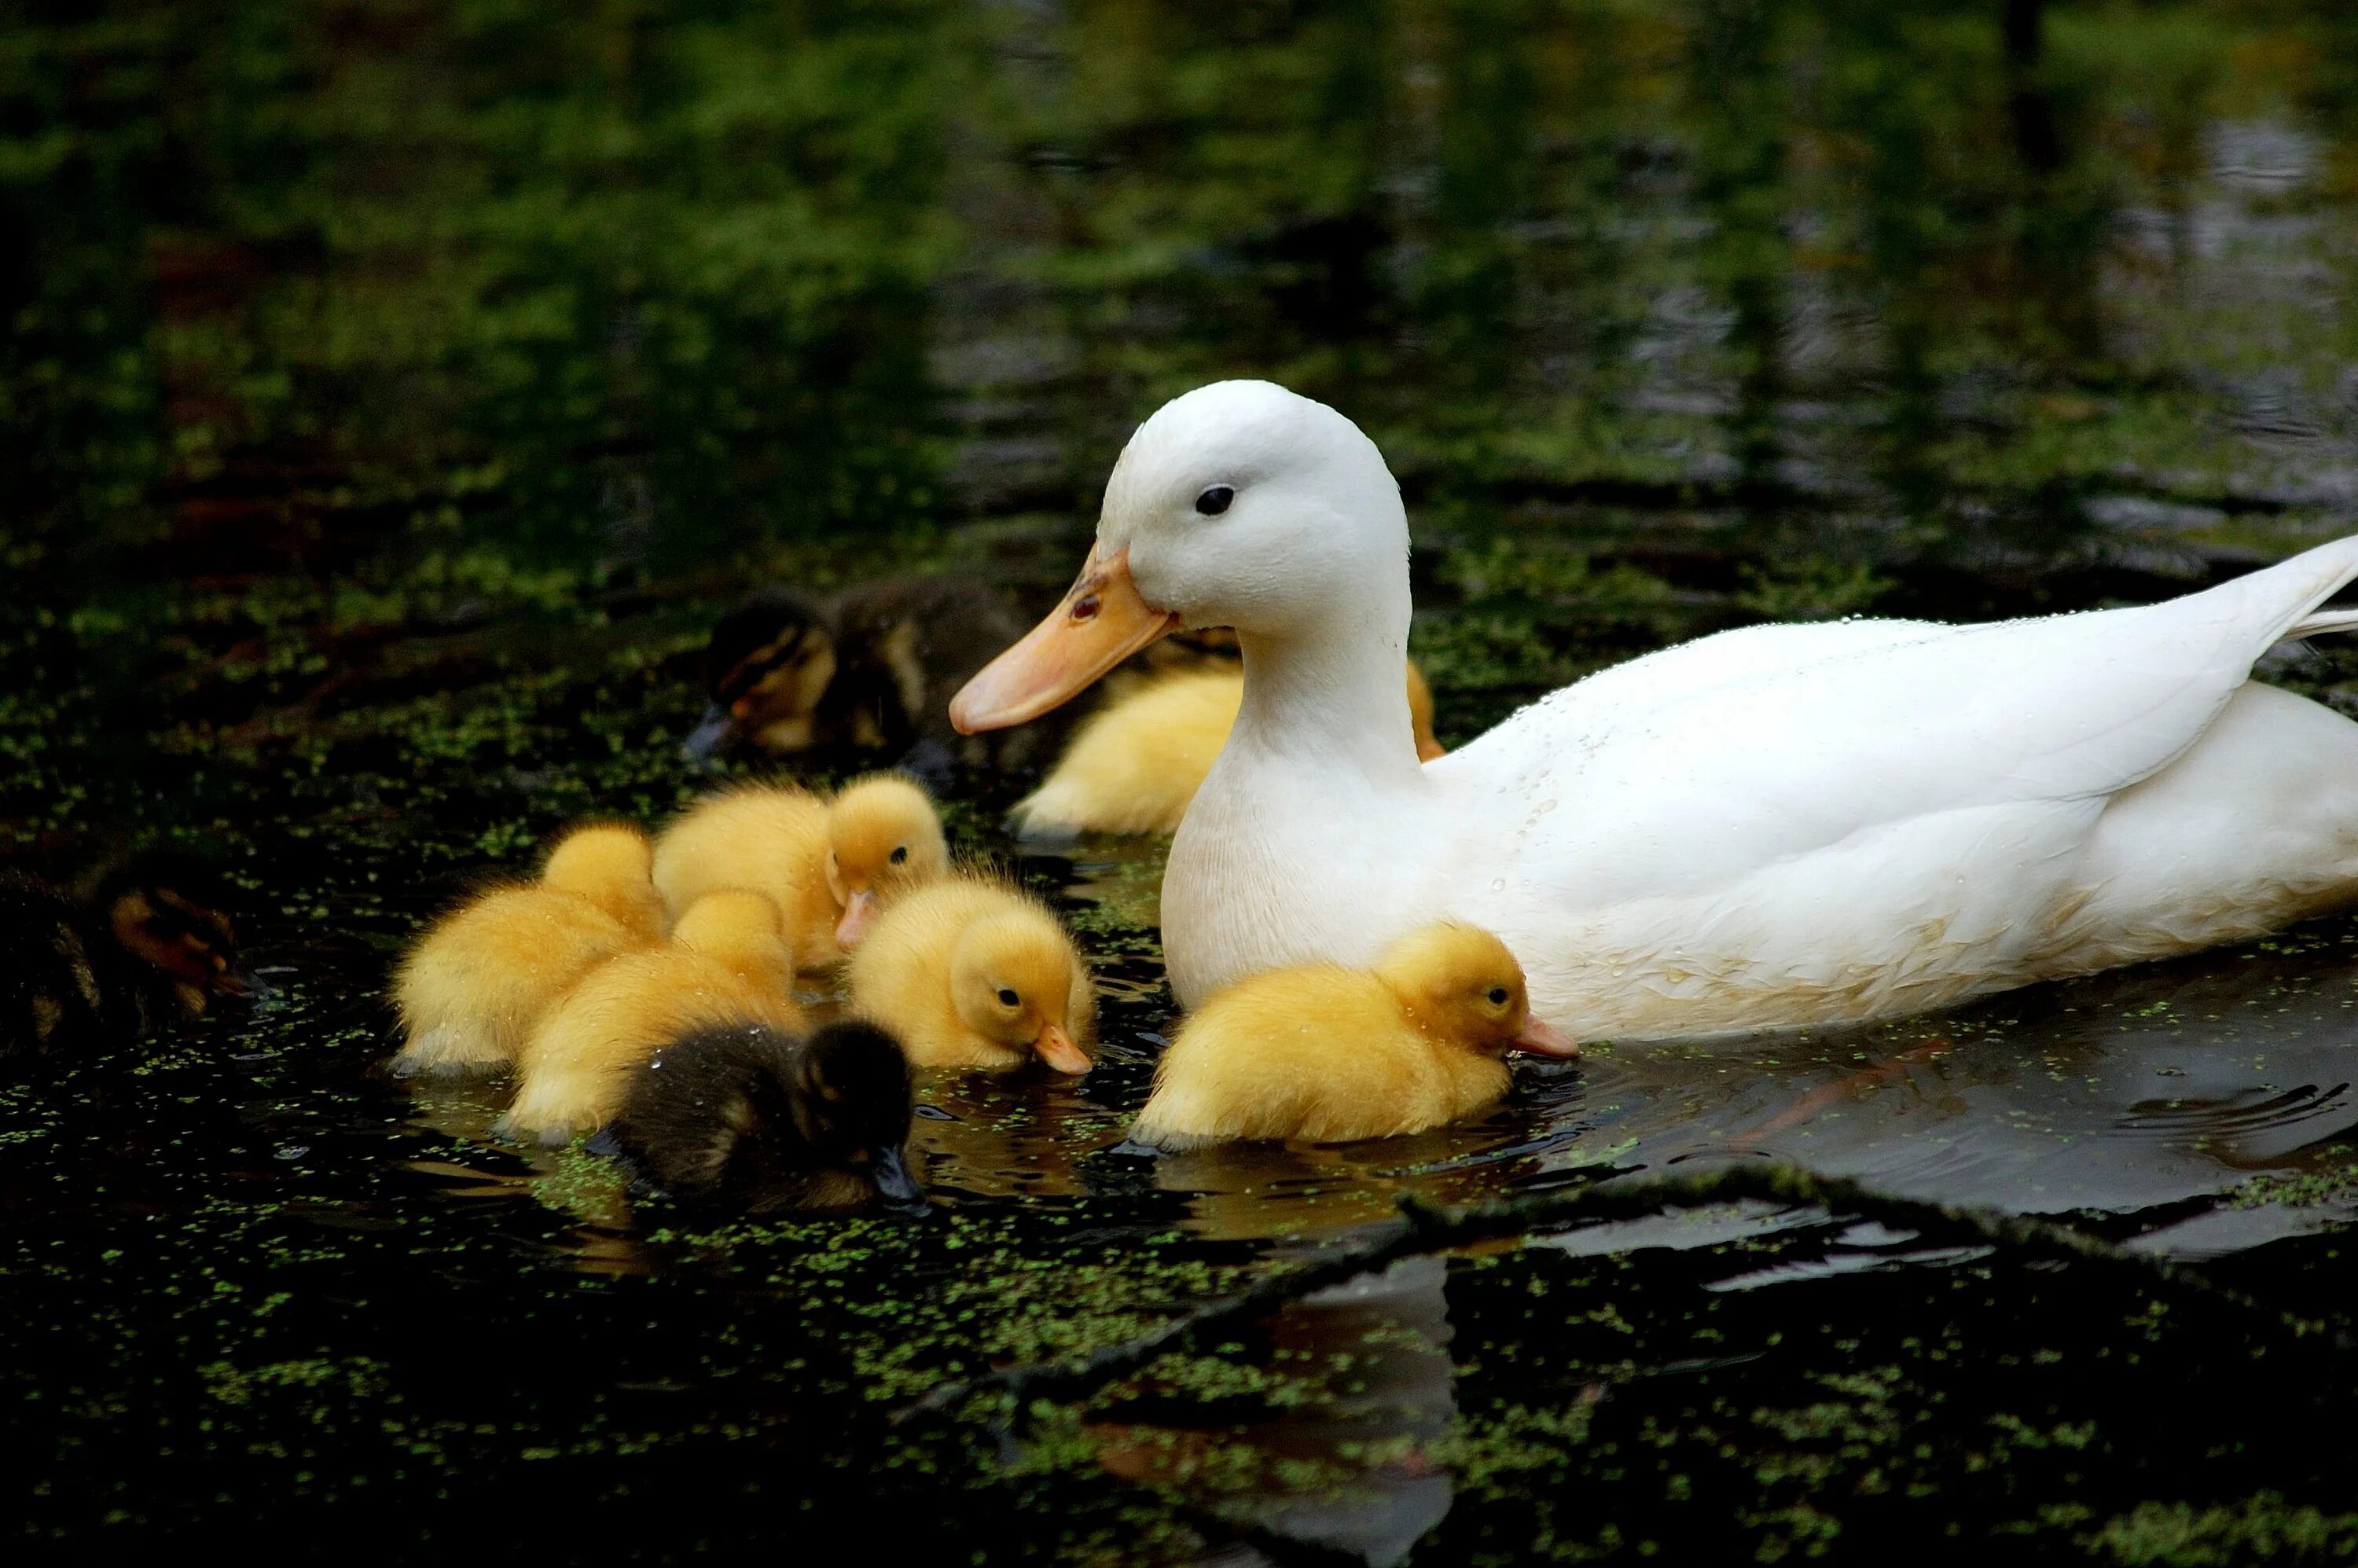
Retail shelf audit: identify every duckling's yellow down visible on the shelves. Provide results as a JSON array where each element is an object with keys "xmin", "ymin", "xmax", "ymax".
[
  {"xmin": 502, "ymin": 889, "xmax": 802, "ymax": 1146},
  {"xmin": 1130, "ymin": 923, "xmax": 1575, "ymax": 1150},
  {"xmin": 847, "ymin": 879, "xmax": 1096, "ymax": 1073},
  {"xmin": 391, "ymin": 823, "xmax": 664, "ymax": 1078},
  {"xmin": 652, "ymin": 775, "xmax": 946, "ymax": 967},
  {"xmin": 1010, "ymin": 661, "xmax": 1445, "ymax": 838}
]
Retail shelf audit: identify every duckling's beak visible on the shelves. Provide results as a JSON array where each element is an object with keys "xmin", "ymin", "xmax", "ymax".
[
  {"xmin": 681, "ymin": 703, "xmax": 734, "ymax": 759},
  {"xmin": 871, "ymin": 1145, "xmax": 925, "ymax": 1210},
  {"xmin": 1511, "ymin": 1017, "xmax": 1581, "ymax": 1059},
  {"xmin": 834, "ymin": 889, "xmax": 879, "ymax": 949},
  {"xmin": 1032, "ymin": 1021, "xmax": 1093, "ymax": 1075},
  {"xmin": 949, "ymin": 544, "xmax": 1179, "ymax": 733}
]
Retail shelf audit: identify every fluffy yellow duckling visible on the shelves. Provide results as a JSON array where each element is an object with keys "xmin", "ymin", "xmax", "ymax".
[
  {"xmin": 1129, "ymin": 923, "xmax": 1579, "ymax": 1151},
  {"xmin": 391, "ymin": 823, "xmax": 664, "ymax": 1078},
  {"xmin": 1008, "ymin": 660, "xmax": 1446, "ymax": 838},
  {"xmin": 846, "ymin": 879, "xmax": 1096, "ymax": 1074},
  {"xmin": 650, "ymin": 774, "xmax": 949, "ymax": 966},
  {"xmin": 501, "ymin": 888, "xmax": 801, "ymax": 1146}
]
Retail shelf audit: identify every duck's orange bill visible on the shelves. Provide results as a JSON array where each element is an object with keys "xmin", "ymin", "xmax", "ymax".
[
  {"xmin": 949, "ymin": 545, "xmax": 1180, "ymax": 733},
  {"xmin": 1034, "ymin": 1022, "xmax": 1093, "ymax": 1075},
  {"xmin": 1513, "ymin": 1018, "xmax": 1581, "ymax": 1059}
]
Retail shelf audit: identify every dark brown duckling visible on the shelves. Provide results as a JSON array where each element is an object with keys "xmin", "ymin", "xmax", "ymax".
[
  {"xmin": 608, "ymin": 1019, "xmax": 922, "ymax": 1213},
  {"xmin": 2, "ymin": 850, "xmax": 250, "ymax": 1067},
  {"xmin": 685, "ymin": 576, "xmax": 1238, "ymax": 778},
  {"xmin": 685, "ymin": 577, "xmax": 1031, "ymax": 766}
]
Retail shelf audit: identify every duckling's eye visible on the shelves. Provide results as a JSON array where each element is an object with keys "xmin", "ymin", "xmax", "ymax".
[
  {"xmin": 1194, "ymin": 485, "xmax": 1235, "ymax": 516},
  {"xmin": 996, "ymin": 987, "xmax": 1020, "ymax": 1008},
  {"xmin": 1485, "ymin": 986, "xmax": 1510, "ymax": 1006},
  {"xmin": 890, "ymin": 846, "xmax": 909, "ymax": 865}
]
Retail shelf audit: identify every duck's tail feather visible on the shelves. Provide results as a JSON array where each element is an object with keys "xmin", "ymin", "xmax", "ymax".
[
  {"xmin": 2213, "ymin": 534, "xmax": 2358, "ymax": 650},
  {"xmin": 2283, "ymin": 607, "xmax": 2358, "ymax": 641}
]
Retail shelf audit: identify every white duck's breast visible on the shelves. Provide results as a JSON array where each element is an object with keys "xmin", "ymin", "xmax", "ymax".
[{"xmin": 1163, "ymin": 745, "xmax": 1446, "ymax": 1009}]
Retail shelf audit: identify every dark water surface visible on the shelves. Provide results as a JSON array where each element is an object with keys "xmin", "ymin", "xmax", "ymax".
[{"xmin": 9, "ymin": 2, "xmax": 2358, "ymax": 1561}]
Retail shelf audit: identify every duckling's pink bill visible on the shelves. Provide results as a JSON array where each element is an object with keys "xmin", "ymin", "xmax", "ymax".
[
  {"xmin": 1034, "ymin": 1022, "xmax": 1093, "ymax": 1075},
  {"xmin": 1514, "ymin": 1019, "xmax": 1581, "ymax": 1059},
  {"xmin": 835, "ymin": 890, "xmax": 878, "ymax": 949},
  {"xmin": 949, "ymin": 545, "xmax": 1179, "ymax": 733}
]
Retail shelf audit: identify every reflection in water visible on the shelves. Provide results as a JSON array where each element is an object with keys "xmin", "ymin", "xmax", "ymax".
[
  {"xmin": 1581, "ymin": 929, "xmax": 2358, "ymax": 1256},
  {"xmin": 1085, "ymin": 1256, "xmax": 1460, "ymax": 1568},
  {"xmin": 1034, "ymin": 924, "xmax": 2358, "ymax": 1557},
  {"xmin": 398, "ymin": 1074, "xmax": 647, "ymax": 1272},
  {"xmin": 908, "ymin": 1065, "xmax": 1133, "ymax": 1202}
]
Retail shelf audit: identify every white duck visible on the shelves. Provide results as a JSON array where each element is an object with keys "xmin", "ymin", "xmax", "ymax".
[{"xmin": 951, "ymin": 380, "xmax": 2358, "ymax": 1040}]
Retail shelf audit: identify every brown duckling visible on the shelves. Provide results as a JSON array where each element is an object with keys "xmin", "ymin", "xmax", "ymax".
[
  {"xmin": 501, "ymin": 889, "xmax": 800, "ymax": 1146},
  {"xmin": 685, "ymin": 577, "xmax": 1249, "ymax": 779},
  {"xmin": 1129, "ymin": 922, "xmax": 1578, "ymax": 1151},
  {"xmin": 684, "ymin": 577, "xmax": 1030, "ymax": 764},
  {"xmin": 650, "ymin": 774, "xmax": 948, "ymax": 965},
  {"xmin": 390, "ymin": 823, "xmax": 665, "ymax": 1078},
  {"xmin": 608, "ymin": 1019, "xmax": 921, "ymax": 1212},
  {"xmin": 1, "ymin": 850, "xmax": 251, "ymax": 1066},
  {"xmin": 1009, "ymin": 659, "xmax": 1446, "ymax": 839},
  {"xmin": 846, "ymin": 877, "xmax": 1096, "ymax": 1074}
]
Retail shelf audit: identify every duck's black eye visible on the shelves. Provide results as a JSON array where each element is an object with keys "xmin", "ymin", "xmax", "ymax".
[
  {"xmin": 1194, "ymin": 485, "xmax": 1235, "ymax": 516},
  {"xmin": 1486, "ymin": 986, "xmax": 1509, "ymax": 1006},
  {"xmin": 997, "ymin": 987, "xmax": 1020, "ymax": 1007},
  {"xmin": 889, "ymin": 846, "xmax": 909, "ymax": 865}
]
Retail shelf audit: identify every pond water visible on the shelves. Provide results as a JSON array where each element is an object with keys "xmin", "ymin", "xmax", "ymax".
[{"xmin": 8, "ymin": 1, "xmax": 2358, "ymax": 1561}]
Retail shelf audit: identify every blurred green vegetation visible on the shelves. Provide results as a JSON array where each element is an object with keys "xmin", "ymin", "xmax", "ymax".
[
  {"xmin": 9, "ymin": 0, "xmax": 2358, "ymax": 567},
  {"xmin": 6, "ymin": 0, "xmax": 2358, "ymax": 779}
]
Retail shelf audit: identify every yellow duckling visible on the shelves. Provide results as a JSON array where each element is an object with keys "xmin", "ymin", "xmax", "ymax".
[
  {"xmin": 650, "ymin": 773, "xmax": 949, "ymax": 965},
  {"xmin": 391, "ymin": 823, "xmax": 664, "ymax": 1078},
  {"xmin": 1129, "ymin": 923, "xmax": 1579, "ymax": 1151},
  {"xmin": 846, "ymin": 878, "xmax": 1096, "ymax": 1074},
  {"xmin": 501, "ymin": 888, "xmax": 801, "ymax": 1146},
  {"xmin": 1008, "ymin": 660, "xmax": 1446, "ymax": 838}
]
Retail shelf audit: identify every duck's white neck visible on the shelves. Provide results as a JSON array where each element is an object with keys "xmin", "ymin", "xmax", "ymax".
[
  {"xmin": 1166, "ymin": 586, "xmax": 1431, "ymax": 1010},
  {"xmin": 1228, "ymin": 609, "xmax": 1422, "ymax": 784}
]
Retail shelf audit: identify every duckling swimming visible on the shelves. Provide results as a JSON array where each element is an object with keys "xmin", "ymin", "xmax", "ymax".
[
  {"xmin": 1008, "ymin": 660, "xmax": 1445, "ymax": 839},
  {"xmin": 609, "ymin": 1019, "xmax": 921, "ymax": 1211},
  {"xmin": 391, "ymin": 823, "xmax": 665, "ymax": 1078},
  {"xmin": 1129, "ymin": 923, "xmax": 1578, "ymax": 1151},
  {"xmin": 650, "ymin": 774, "xmax": 948, "ymax": 965},
  {"xmin": 1, "ymin": 850, "xmax": 251, "ymax": 1065},
  {"xmin": 502, "ymin": 888, "xmax": 800, "ymax": 1146},
  {"xmin": 847, "ymin": 878, "xmax": 1096, "ymax": 1074},
  {"xmin": 684, "ymin": 577, "xmax": 1029, "ymax": 764}
]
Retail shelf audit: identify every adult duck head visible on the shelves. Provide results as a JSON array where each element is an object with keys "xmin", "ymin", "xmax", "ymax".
[{"xmin": 950, "ymin": 380, "xmax": 1415, "ymax": 740}]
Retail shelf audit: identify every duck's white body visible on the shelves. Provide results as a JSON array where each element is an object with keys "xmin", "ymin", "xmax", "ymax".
[
  {"xmin": 964, "ymin": 380, "xmax": 2358, "ymax": 1041},
  {"xmin": 1173, "ymin": 576, "xmax": 2358, "ymax": 1038}
]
